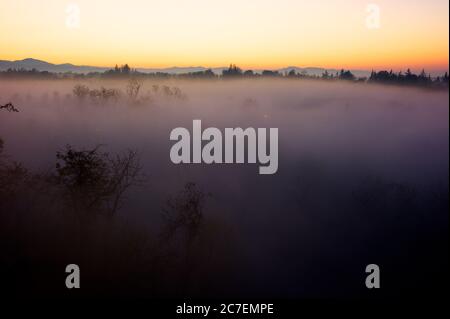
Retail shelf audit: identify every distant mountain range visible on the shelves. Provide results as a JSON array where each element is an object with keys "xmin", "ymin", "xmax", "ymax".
[
  {"xmin": 0, "ymin": 58, "xmax": 108, "ymax": 74},
  {"xmin": 0, "ymin": 58, "xmax": 372, "ymax": 77}
]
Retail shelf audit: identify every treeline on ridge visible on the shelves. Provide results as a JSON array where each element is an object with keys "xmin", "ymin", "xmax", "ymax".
[{"xmin": 1, "ymin": 63, "xmax": 448, "ymax": 89}]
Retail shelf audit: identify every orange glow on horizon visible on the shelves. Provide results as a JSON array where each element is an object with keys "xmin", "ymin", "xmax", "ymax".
[{"xmin": 0, "ymin": 0, "xmax": 448, "ymax": 72}]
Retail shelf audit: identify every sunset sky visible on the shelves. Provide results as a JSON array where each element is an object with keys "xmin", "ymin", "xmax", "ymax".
[{"xmin": 0, "ymin": 0, "xmax": 448, "ymax": 71}]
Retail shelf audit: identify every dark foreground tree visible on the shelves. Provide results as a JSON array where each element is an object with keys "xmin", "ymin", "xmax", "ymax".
[
  {"xmin": 55, "ymin": 145, "xmax": 143, "ymax": 217},
  {"xmin": 161, "ymin": 182, "xmax": 206, "ymax": 247}
]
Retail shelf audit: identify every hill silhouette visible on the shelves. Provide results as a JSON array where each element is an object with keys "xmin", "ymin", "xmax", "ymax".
[{"xmin": 0, "ymin": 58, "xmax": 373, "ymax": 77}]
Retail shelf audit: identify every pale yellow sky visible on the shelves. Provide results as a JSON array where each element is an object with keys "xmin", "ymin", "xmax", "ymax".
[{"xmin": 0, "ymin": 0, "xmax": 448, "ymax": 71}]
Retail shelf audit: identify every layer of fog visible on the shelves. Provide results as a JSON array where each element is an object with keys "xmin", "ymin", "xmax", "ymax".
[{"xmin": 0, "ymin": 79, "xmax": 448, "ymax": 297}]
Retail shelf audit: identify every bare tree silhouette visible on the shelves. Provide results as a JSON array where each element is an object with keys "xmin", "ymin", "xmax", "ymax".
[
  {"xmin": 161, "ymin": 182, "xmax": 206, "ymax": 247},
  {"xmin": 126, "ymin": 78, "xmax": 143, "ymax": 101},
  {"xmin": 55, "ymin": 145, "xmax": 143, "ymax": 217}
]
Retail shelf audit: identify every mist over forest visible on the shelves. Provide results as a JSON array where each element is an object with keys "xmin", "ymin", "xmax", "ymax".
[{"xmin": 0, "ymin": 78, "xmax": 448, "ymax": 298}]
